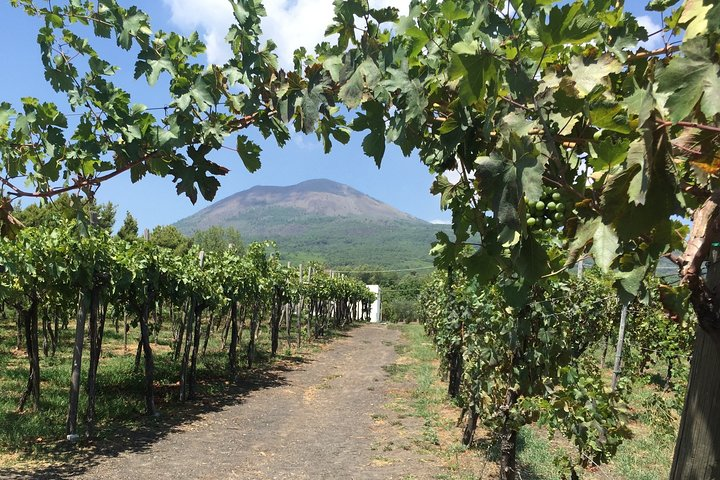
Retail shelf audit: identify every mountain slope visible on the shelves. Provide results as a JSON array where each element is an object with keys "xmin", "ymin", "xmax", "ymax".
[{"xmin": 174, "ymin": 179, "xmax": 445, "ymax": 268}]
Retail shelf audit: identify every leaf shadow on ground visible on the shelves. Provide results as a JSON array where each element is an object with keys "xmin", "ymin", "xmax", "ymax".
[{"xmin": 0, "ymin": 354, "xmax": 311, "ymax": 480}]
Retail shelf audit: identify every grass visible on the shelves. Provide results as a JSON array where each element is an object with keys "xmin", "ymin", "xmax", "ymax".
[
  {"xmin": 0, "ymin": 311, "xmax": 348, "ymax": 469},
  {"xmin": 385, "ymin": 323, "xmax": 490, "ymax": 479},
  {"xmin": 386, "ymin": 323, "xmax": 683, "ymax": 480}
]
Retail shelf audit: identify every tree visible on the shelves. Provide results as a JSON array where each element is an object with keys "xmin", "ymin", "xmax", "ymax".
[
  {"xmin": 296, "ymin": 1, "xmax": 719, "ymax": 478},
  {"xmin": 0, "ymin": 0, "xmax": 342, "ymax": 229},
  {"xmin": 14, "ymin": 194, "xmax": 116, "ymax": 232},
  {"xmin": 117, "ymin": 212, "xmax": 139, "ymax": 241},
  {"xmin": 192, "ymin": 226, "xmax": 244, "ymax": 254},
  {"xmin": 420, "ymin": 267, "xmax": 628, "ymax": 477},
  {"xmin": 149, "ymin": 225, "xmax": 192, "ymax": 256}
]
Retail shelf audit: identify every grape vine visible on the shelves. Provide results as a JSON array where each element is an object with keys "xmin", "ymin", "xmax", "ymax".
[{"xmin": 0, "ymin": 220, "xmax": 375, "ymax": 438}]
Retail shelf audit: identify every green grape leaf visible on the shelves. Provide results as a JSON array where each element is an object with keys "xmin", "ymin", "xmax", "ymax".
[
  {"xmin": 591, "ymin": 222, "xmax": 619, "ymax": 272},
  {"xmin": 448, "ymin": 49, "xmax": 496, "ymax": 107},
  {"xmin": 657, "ymin": 38, "xmax": 720, "ymax": 122},
  {"xmin": 236, "ymin": 135, "xmax": 262, "ymax": 173}
]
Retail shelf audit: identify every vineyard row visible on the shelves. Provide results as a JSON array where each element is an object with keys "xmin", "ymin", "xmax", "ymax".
[{"xmin": 0, "ymin": 220, "xmax": 375, "ymax": 441}]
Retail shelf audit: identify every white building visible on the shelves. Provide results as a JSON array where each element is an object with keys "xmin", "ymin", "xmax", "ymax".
[{"xmin": 367, "ymin": 285, "xmax": 382, "ymax": 323}]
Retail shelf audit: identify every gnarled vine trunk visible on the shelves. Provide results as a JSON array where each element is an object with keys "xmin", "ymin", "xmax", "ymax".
[
  {"xmin": 447, "ymin": 344, "xmax": 463, "ymax": 399},
  {"xmin": 247, "ymin": 302, "xmax": 260, "ymax": 368},
  {"xmin": 18, "ymin": 296, "xmax": 40, "ymax": 412},
  {"xmin": 201, "ymin": 311, "xmax": 214, "ymax": 356},
  {"xmin": 462, "ymin": 406, "xmax": 479, "ymax": 447},
  {"xmin": 270, "ymin": 289, "xmax": 282, "ymax": 356},
  {"xmin": 671, "ymin": 191, "xmax": 720, "ymax": 478},
  {"xmin": 188, "ymin": 303, "xmax": 203, "ymax": 399},
  {"xmin": 228, "ymin": 301, "xmax": 239, "ymax": 376},
  {"xmin": 446, "ymin": 266, "xmax": 463, "ymax": 399},
  {"xmin": 670, "ymin": 325, "xmax": 720, "ymax": 479},
  {"xmin": 499, "ymin": 389, "xmax": 519, "ymax": 480},
  {"xmin": 66, "ymin": 292, "xmax": 90, "ymax": 439},
  {"xmin": 179, "ymin": 298, "xmax": 196, "ymax": 401},
  {"xmin": 138, "ymin": 290, "xmax": 157, "ymax": 415},
  {"xmin": 85, "ymin": 287, "xmax": 104, "ymax": 436}
]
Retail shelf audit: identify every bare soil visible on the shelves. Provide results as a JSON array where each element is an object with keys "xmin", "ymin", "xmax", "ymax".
[{"xmin": 2, "ymin": 324, "xmax": 441, "ymax": 479}]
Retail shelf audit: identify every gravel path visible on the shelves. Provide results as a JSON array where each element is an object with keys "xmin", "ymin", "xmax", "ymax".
[{"xmin": 6, "ymin": 324, "xmax": 438, "ymax": 479}]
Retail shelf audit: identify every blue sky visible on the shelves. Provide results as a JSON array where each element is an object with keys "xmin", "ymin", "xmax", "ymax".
[{"xmin": 0, "ymin": 1, "xmax": 665, "ymax": 231}]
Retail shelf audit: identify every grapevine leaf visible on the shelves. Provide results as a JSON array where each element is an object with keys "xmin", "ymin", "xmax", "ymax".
[
  {"xmin": 657, "ymin": 38, "xmax": 720, "ymax": 122},
  {"xmin": 591, "ymin": 222, "xmax": 619, "ymax": 272},
  {"xmin": 646, "ymin": 0, "xmax": 681, "ymax": 11},
  {"xmin": 236, "ymin": 135, "xmax": 262, "ymax": 173},
  {"xmin": 322, "ymin": 56, "xmax": 343, "ymax": 82},
  {"xmin": 615, "ymin": 262, "xmax": 649, "ymax": 303},
  {"xmin": 189, "ymin": 77, "xmax": 215, "ymax": 111},
  {"xmin": 116, "ymin": 9, "xmax": 148, "ymax": 50},
  {"xmin": 301, "ymin": 85, "xmax": 323, "ymax": 134},
  {"xmin": 475, "ymin": 152, "xmax": 520, "ymax": 232},
  {"xmin": 463, "ymin": 249, "xmax": 500, "ymax": 283},
  {"xmin": 600, "ymin": 163, "xmax": 641, "ymax": 224},
  {"xmin": 339, "ymin": 59, "xmax": 381, "ymax": 109},
  {"xmin": 568, "ymin": 54, "xmax": 622, "ymax": 98},
  {"xmin": 448, "ymin": 50, "xmax": 495, "ymax": 106},
  {"xmin": 352, "ymin": 100, "xmax": 386, "ymax": 166},
  {"xmin": 515, "ymin": 136, "xmax": 548, "ymax": 203},
  {"xmin": 441, "ymin": 1, "xmax": 471, "ymax": 21},
  {"xmin": 0, "ymin": 103, "xmax": 16, "ymax": 132},
  {"xmin": 536, "ymin": 4, "xmax": 601, "ymax": 47},
  {"xmin": 368, "ymin": 7, "xmax": 398, "ymax": 24},
  {"xmin": 566, "ymin": 217, "xmax": 600, "ymax": 267},
  {"xmin": 658, "ymin": 284, "xmax": 691, "ymax": 321},
  {"xmin": 383, "ymin": 68, "xmax": 427, "ymax": 125},
  {"xmin": 589, "ymin": 137, "xmax": 630, "ymax": 172},
  {"xmin": 589, "ymin": 102, "xmax": 631, "ymax": 134},
  {"xmin": 517, "ymin": 235, "xmax": 550, "ymax": 284},
  {"xmin": 678, "ymin": 0, "xmax": 716, "ymax": 39},
  {"xmin": 626, "ymin": 139, "xmax": 650, "ymax": 205}
]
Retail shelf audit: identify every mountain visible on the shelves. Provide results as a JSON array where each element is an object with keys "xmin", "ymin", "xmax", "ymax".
[{"xmin": 174, "ymin": 179, "xmax": 446, "ymax": 269}]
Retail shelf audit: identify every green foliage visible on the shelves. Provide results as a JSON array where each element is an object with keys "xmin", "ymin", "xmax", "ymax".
[
  {"xmin": 149, "ymin": 225, "xmax": 192, "ymax": 256},
  {"xmin": 420, "ymin": 266, "xmax": 632, "ymax": 477},
  {"xmin": 15, "ymin": 194, "xmax": 116, "ymax": 232},
  {"xmin": 117, "ymin": 211, "xmax": 139, "ymax": 242},
  {"xmin": 0, "ymin": 217, "xmax": 375, "ymax": 446},
  {"xmin": 533, "ymin": 362, "xmax": 632, "ymax": 474},
  {"xmin": 299, "ymin": 0, "xmax": 719, "ymax": 314},
  {"xmin": 0, "ymin": 2, "xmax": 714, "ymax": 471},
  {"xmin": 3, "ymin": 0, "xmax": 717, "ymax": 310},
  {"xmin": 192, "ymin": 226, "xmax": 244, "ymax": 255},
  {"xmin": 419, "ymin": 258, "xmax": 695, "ymax": 477},
  {"xmin": 379, "ymin": 274, "xmax": 425, "ymax": 323},
  {"xmin": 296, "ymin": 7, "xmax": 717, "ymax": 472},
  {"xmin": 1, "ymin": 0, "xmax": 352, "ymax": 218},
  {"xmin": 623, "ymin": 280, "xmax": 695, "ymax": 375}
]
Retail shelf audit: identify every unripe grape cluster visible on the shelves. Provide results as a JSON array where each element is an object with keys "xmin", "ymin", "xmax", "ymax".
[{"xmin": 524, "ymin": 189, "xmax": 568, "ymax": 230}]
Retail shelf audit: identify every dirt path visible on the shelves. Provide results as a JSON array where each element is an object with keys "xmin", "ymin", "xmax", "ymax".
[{"xmin": 13, "ymin": 324, "xmax": 440, "ymax": 480}]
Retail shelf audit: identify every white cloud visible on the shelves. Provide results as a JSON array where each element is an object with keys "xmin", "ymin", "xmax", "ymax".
[
  {"xmin": 636, "ymin": 15, "xmax": 665, "ymax": 52},
  {"xmin": 430, "ymin": 219, "xmax": 451, "ymax": 225},
  {"xmin": 162, "ymin": 0, "xmax": 234, "ymax": 64},
  {"xmin": 292, "ymin": 132, "xmax": 321, "ymax": 150},
  {"xmin": 163, "ymin": 0, "xmax": 408, "ymax": 67}
]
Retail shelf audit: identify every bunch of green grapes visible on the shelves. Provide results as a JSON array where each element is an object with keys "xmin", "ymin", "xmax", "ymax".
[{"xmin": 524, "ymin": 189, "xmax": 568, "ymax": 230}]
